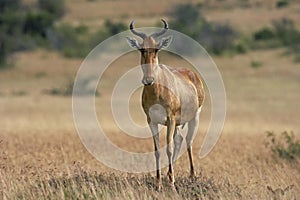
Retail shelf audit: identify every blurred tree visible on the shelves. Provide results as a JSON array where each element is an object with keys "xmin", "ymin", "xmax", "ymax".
[
  {"xmin": 0, "ymin": 0, "xmax": 128, "ymax": 65},
  {"xmin": 0, "ymin": 0, "xmax": 24, "ymax": 67},
  {"xmin": 0, "ymin": 35, "xmax": 7, "ymax": 66},
  {"xmin": 23, "ymin": 12, "xmax": 54, "ymax": 38},
  {"xmin": 199, "ymin": 23, "xmax": 237, "ymax": 55},
  {"xmin": 0, "ymin": 0, "xmax": 21, "ymax": 12},
  {"xmin": 170, "ymin": 3, "xmax": 205, "ymax": 39}
]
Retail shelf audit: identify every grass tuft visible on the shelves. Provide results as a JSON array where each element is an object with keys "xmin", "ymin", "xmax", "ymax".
[{"xmin": 265, "ymin": 131, "xmax": 300, "ymax": 160}]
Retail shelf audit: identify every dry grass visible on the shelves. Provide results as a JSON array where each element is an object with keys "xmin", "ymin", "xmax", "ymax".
[
  {"xmin": 1, "ymin": 0, "xmax": 300, "ymax": 199},
  {"xmin": 0, "ymin": 129, "xmax": 299, "ymax": 199}
]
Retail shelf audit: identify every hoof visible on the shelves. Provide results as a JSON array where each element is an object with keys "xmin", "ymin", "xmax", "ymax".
[
  {"xmin": 155, "ymin": 182, "xmax": 162, "ymax": 192},
  {"xmin": 170, "ymin": 184, "xmax": 177, "ymax": 192},
  {"xmin": 190, "ymin": 172, "xmax": 196, "ymax": 179},
  {"xmin": 165, "ymin": 181, "xmax": 177, "ymax": 192}
]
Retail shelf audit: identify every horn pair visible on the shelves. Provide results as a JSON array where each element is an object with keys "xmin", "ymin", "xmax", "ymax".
[{"xmin": 129, "ymin": 19, "xmax": 168, "ymax": 39}]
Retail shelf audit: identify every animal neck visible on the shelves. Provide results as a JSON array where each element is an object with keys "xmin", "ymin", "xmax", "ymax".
[{"xmin": 153, "ymin": 56, "xmax": 159, "ymax": 65}]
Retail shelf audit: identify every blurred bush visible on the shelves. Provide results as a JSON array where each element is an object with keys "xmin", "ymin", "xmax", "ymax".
[
  {"xmin": 250, "ymin": 60, "xmax": 262, "ymax": 68},
  {"xmin": 265, "ymin": 131, "xmax": 300, "ymax": 160},
  {"xmin": 253, "ymin": 18, "xmax": 300, "ymax": 46},
  {"xmin": 0, "ymin": 0, "xmax": 64, "ymax": 68},
  {"xmin": 253, "ymin": 27, "xmax": 275, "ymax": 41},
  {"xmin": 105, "ymin": 20, "xmax": 127, "ymax": 35},
  {"xmin": 0, "ymin": 0, "xmax": 25, "ymax": 67},
  {"xmin": 170, "ymin": 3, "xmax": 238, "ymax": 55},
  {"xmin": 43, "ymin": 78, "xmax": 100, "ymax": 96},
  {"xmin": 38, "ymin": 0, "xmax": 65, "ymax": 19},
  {"xmin": 273, "ymin": 18, "xmax": 300, "ymax": 46},
  {"xmin": 274, "ymin": 18, "xmax": 300, "ymax": 62},
  {"xmin": 23, "ymin": 12, "xmax": 55, "ymax": 39},
  {"xmin": 0, "ymin": 0, "xmax": 128, "ymax": 67},
  {"xmin": 47, "ymin": 24, "xmax": 92, "ymax": 58},
  {"xmin": 170, "ymin": 3, "xmax": 300, "ymax": 60},
  {"xmin": 47, "ymin": 20, "xmax": 126, "ymax": 58},
  {"xmin": 170, "ymin": 4, "xmax": 204, "ymax": 39},
  {"xmin": 234, "ymin": 40, "xmax": 248, "ymax": 54},
  {"xmin": 199, "ymin": 23, "xmax": 237, "ymax": 55},
  {"xmin": 276, "ymin": 0, "xmax": 289, "ymax": 8},
  {"xmin": 252, "ymin": 18, "xmax": 300, "ymax": 61},
  {"xmin": 0, "ymin": 0, "xmax": 21, "ymax": 13}
]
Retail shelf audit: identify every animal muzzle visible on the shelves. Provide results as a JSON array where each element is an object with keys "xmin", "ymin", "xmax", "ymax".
[{"xmin": 142, "ymin": 77, "xmax": 154, "ymax": 86}]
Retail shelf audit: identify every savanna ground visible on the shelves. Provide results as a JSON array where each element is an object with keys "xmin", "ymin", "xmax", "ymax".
[{"xmin": 1, "ymin": 0, "xmax": 300, "ymax": 199}]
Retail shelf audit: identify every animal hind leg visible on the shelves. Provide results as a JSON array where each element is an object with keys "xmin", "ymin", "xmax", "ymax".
[
  {"xmin": 172, "ymin": 127, "xmax": 183, "ymax": 164},
  {"xmin": 186, "ymin": 111, "xmax": 200, "ymax": 178}
]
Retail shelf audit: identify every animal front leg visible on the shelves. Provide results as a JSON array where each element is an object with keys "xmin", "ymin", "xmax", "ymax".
[
  {"xmin": 166, "ymin": 116, "xmax": 176, "ymax": 188},
  {"xmin": 149, "ymin": 122, "xmax": 161, "ymax": 190}
]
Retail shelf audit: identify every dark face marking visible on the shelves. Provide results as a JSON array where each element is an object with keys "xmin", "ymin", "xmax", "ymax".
[
  {"xmin": 140, "ymin": 48, "xmax": 158, "ymax": 54},
  {"xmin": 140, "ymin": 48, "xmax": 159, "ymax": 86}
]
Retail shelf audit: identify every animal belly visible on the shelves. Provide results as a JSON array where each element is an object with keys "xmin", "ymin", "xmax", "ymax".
[
  {"xmin": 176, "ymin": 94, "xmax": 199, "ymax": 124},
  {"xmin": 148, "ymin": 104, "xmax": 168, "ymax": 124}
]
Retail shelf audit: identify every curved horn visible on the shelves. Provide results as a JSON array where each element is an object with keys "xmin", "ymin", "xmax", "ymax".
[
  {"xmin": 129, "ymin": 20, "xmax": 147, "ymax": 39},
  {"xmin": 151, "ymin": 19, "xmax": 169, "ymax": 38}
]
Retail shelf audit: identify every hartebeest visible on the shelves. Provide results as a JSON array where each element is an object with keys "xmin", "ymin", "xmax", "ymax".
[{"xmin": 127, "ymin": 19, "xmax": 205, "ymax": 190}]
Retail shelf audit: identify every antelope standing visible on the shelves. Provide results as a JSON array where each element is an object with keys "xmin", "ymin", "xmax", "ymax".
[{"xmin": 127, "ymin": 19, "xmax": 205, "ymax": 190}]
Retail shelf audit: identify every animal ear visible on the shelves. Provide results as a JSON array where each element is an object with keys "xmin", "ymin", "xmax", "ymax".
[
  {"xmin": 158, "ymin": 35, "xmax": 172, "ymax": 49},
  {"xmin": 126, "ymin": 37, "xmax": 140, "ymax": 49}
]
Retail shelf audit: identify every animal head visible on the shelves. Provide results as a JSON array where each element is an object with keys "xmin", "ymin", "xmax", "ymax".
[{"xmin": 127, "ymin": 19, "xmax": 172, "ymax": 85}]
